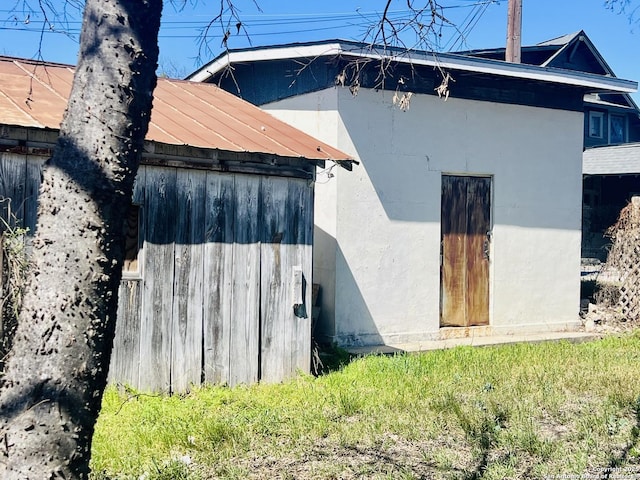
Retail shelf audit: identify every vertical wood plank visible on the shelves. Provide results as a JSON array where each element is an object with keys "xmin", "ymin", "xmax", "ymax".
[
  {"xmin": 260, "ymin": 176, "xmax": 289, "ymax": 383},
  {"xmin": 0, "ymin": 233, "xmax": 4, "ymax": 342},
  {"xmin": 139, "ymin": 166, "xmax": 176, "ymax": 392},
  {"xmin": 109, "ymin": 280, "xmax": 142, "ymax": 386},
  {"xmin": 0, "ymin": 154, "xmax": 26, "ymax": 231},
  {"xmin": 229, "ymin": 175, "xmax": 260, "ymax": 386},
  {"xmin": 440, "ymin": 175, "xmax": 468, "ymax": 327},
  {"xmin": 109, "ymin": 172, "xmax": 145, "ymax": 387},
  {"xmin": 260, "ymin": 177, "xmax": 313, "ymax": 382},
  {"xmin": 24, "ymin": 157, "xmax": 45, "ymax": 236},
  {"xmin": 293, "ymin": 178, "xmax": 313, "ymax": 375},
  {"xmin": 203, "ymin": 172, "xmax": 235, "ymax": 385},
  {"xmin": 466, "ymin": 177, "xmax": 491, "ymax": 326},
  {"xmin": 171, "ymin": 169, "xmax": 206, "ymax": 392}
]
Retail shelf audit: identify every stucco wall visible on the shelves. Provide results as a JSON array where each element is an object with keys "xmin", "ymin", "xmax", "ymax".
[
  {"xmin": 265, "ymin": 86, "xmax": 584, "ymax": 346},
  {"xmin": 263, "ymin": 89, "xmax": 342, "ymax": 340}
]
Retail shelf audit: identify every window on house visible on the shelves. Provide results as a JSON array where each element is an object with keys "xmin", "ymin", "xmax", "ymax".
[
  {"xmin": 610, "ymin": 114, "xmax": 626, "ymax": 144},
  {"xmin": 589, "ymin": 111, "xmax": 604, "ymax": 139},
  {"xmin": 123, "ymin": 203, "xmax": 142, "ymax": 278}
]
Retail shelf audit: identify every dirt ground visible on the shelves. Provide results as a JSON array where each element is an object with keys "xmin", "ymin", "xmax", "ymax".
[
  {"xmin": 205, "ymin": 435, "xmax": 485, "ymax": 479},
  {"xmin": 189, "ymin": 295, "xmax": 637, "ymax": 480}
]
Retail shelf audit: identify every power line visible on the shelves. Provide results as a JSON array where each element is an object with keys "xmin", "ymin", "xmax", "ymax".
[
  {"xmin": 0, "ymin": 2, "xmax": 499, "ymax": 46},
  {"xmin": 0, "ymin": 2, "xmax": 497, "ymax": 27}
]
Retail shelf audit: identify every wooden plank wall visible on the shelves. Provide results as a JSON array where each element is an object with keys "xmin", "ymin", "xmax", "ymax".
[
  {"xmin": 0, "ymin": 153, "xmax": 43, "ymax": 360},
  {"xmin": 291, "ymin": 179, "xmax": 314, "ymax": 374},
  {"xmin": 109, "ymin": 173, "xmax": 145, "ymax": 387},
  {"xmin": 229, "ymin": 175, "xmax": 261, "ymax": 386},
  {"xmin": 171, "ymin": 170, "xmax": 206, "ymax": 393},
  {"xmin": 0, "ymin": 153, "xmax": 42, "ymax": 233},
  {"xmin": 0, "ymin": 152, "xmax": 314, "ymax": 393},
  {"xmin": 110, "ymin": 165, "xmax": 314, "ymax": 392},
  {"xmin": 0, "ymin": 154, "xmax": 26, "ymax": 230},
  {"xmin": 202, "ymin": 174, "xmax": 234, "ymax": 384},
  {"xmin": 139, "ymin": 166, "xmax": 177, "ymax": 391},
  {"xmin": 259, "ymin": 177, "xmax": 313, "ymax": 382}
]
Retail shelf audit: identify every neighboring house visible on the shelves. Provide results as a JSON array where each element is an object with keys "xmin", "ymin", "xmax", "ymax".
[
  {"xmin": 189, "ymin": 40, "xmax": 636, "ymax": 347},
  {"xmin": 0, "ymin": 56, "xmax": 351, "ymax": 392},
  {"xmin": 459, "ymin": 31, "xmax": 640, "ymax": 260},
  {"xmin": 583, "ymin": 143, "xmax": 640, "ymax": 258}
]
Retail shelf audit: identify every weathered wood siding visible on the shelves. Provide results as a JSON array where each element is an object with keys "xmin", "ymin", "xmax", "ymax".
[
  {"xmin": 0, "ymin": 153, "xmax": 43, "ymax": 233},
  {"xmin": 203, "ymin": 174, "xmax": 235, "ymax": 384},
  {"xmin": 0, "ymin": 153, "xmax": 43, "ymax": 359},
  {"xmin": 260, "ymin": 177, "xmax": 314, "ymax": 381},
  {"xmin": 109, "ymin": 165, "xmax": 314, "ymax": 392},
  {"xmin": 0, "ymin": 152, "xmax": 314, "ymax": 393},
  {"xmin": 110, "ymin": 174, "xmax": 145, "ymax": 388}
]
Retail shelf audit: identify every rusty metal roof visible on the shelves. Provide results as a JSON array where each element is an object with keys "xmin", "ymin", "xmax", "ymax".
[{"xmin": 0, "ymin": 56, "xmax": 351, "ymax": 162}]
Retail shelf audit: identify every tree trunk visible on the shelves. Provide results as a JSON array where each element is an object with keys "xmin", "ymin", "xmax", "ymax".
[{"xmin": 0, "ymin": 0, "xmax": 162, "ymax": 477}]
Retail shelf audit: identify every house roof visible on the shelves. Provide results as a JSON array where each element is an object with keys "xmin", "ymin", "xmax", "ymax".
[
  {"xmin": 584, "ymin": 143, "xmax": 640, "ymax": 175},
  {"xmin": 536, "ymin": 32, "xmax": 582, "ymax": 47},
  {"xmin": 458, "ymin": 30, "xmax": 639, "ymax": 112},
  {"xmin": 187, "ymin": 39, "xmax": 636, "ymax": 95},
  {"xmin": 463, "ymin": 31, "xmax": 613, "ymax": 73},
  {"xmin": 0, "ymin": 56, "xmax": 351, "ymax": 163}
]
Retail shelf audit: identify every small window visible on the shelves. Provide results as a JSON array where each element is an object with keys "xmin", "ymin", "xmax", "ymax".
[
  {"xmin": 589, "ymin": 111, "xmax": 604, "ymax": 139},
  {"xmin": 123, "ymin": 204, "xmax": 142, "ymax": 278},
  {"xmin": 610, "ymin": 114, "xmax": 626, "ymax": 144}
]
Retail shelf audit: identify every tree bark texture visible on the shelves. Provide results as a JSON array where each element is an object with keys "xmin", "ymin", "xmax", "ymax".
[{"xmin": 0, "ymin": 0, "xmax": 162, "ymax": 478}]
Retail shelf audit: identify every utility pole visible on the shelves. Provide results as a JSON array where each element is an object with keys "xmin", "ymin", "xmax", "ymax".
[{"xmin": 506, "ymin": 0, "xmax": 522, "ymax": 63}]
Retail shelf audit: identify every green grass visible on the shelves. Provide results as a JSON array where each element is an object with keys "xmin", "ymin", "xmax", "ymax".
[{"xmin": 91, "ymin": 333, "xmax": 640, "ymax": 479}]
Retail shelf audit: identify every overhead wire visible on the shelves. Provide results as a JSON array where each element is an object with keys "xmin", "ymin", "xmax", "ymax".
[
  {"xmin": 0, "ymin": 1, "xmax": 499, "ymax": 46},
  {"xmin": 443, "ymin": 0, "xmax": 493, "ymax": 51}
]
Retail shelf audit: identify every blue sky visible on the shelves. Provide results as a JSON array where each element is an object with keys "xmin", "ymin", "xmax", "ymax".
[{"xmin": 1, "ymin": 1, "xmax": 638, "ymax": 95}]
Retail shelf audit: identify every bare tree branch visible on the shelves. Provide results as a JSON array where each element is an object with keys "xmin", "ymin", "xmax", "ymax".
[
  {"xmin": 605, "ymin": 0, "xmax": 640, "ymax": 26},
  {"xmin": 364, "ymin": 0, "xmax": 458, "ymax": 53},
  {"xmin": 196, "ymin": 0, "xmax": 262, "ymax": 64}
]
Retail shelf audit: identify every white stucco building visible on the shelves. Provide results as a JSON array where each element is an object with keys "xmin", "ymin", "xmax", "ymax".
[{"xmin": 189, "ymin": 41, "xmax": 636, "ymax": 347}]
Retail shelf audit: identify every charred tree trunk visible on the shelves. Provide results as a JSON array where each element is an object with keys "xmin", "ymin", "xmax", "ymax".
[{"xmin": 0, "ymin": 0, "xmax": 162, "ymax": 477}]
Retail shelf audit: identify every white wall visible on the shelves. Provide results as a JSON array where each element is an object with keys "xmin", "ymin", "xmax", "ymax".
[
  {"xmin": 264, "ymin": 90, "xmax": 343, "ymax": 340},
  {"xmin": 266, "ymin": 86, "xmax": 584, "ymax": 346}
]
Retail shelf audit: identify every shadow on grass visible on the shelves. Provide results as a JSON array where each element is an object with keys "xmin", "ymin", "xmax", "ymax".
[
  {"xmin": 604, "ymin": 397, "xmax": 640, "ymax": 477},
  {"xmin": 460, "ymin": 411, "xmax": 508, "ymax": 480},
  {"xmin": 311, "ymin": 341, "xmax": 355, "ymax": 376}
]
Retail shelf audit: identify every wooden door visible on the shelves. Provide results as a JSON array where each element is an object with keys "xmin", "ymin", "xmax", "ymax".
[{"xmin": 440, "ymin": 175, "xmax": 491, "ymax": 327}]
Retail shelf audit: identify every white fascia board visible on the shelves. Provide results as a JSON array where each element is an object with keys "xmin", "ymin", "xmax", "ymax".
[
  {"xmin": 584, "ymin": 96, "xmax": 636, "ymax": 110},
  {"xmin": 392, "ymin": 50, "xmax": 638, "ymax": 93},
  {"xmin": 187, "ymin": 44, "xmax": 345, "ymax": 82},
  {"xmin": 189, "ymin": 43, "xmax": 637, "ymax": 94}
]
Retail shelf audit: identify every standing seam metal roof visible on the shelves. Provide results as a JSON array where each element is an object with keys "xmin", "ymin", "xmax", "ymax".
[{"xmin": 0, "ymin": 56, "xmax": 351, "ymax": 162}]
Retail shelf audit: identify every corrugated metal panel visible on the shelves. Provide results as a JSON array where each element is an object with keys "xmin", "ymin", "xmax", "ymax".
[
  {"xmin": 0, "ymin": 56, "xmax": 351, "ymax": 162},
  {"xmin": 584, "ymin": 143, "xmax": 640, "ymax": 175}
]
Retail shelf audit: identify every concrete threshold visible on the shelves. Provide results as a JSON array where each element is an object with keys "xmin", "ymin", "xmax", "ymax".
[{"xmin": 346, "ymin": 331, "xmax": 601, "ymax": 356}]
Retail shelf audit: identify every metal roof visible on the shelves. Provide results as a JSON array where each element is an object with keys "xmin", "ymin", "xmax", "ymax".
[
  {"xmin": 584, "ymin": 143, "xmax": 640, "ymax": 175},
  {"xmin": 536, "ymin": 31, "xmax": 582, "ymax": 47},
  {"xmin": 0, "ymin": 56, "xmax": 351, "ymax": 162},
  {"xmin": 188, "ymin": 39, "xmax": 637, "ymax": 95}
]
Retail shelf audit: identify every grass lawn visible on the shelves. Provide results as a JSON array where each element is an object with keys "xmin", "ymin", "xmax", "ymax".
[{"xmin": 91, "ymin": 333, "xmax": 640, "ymax": 479}]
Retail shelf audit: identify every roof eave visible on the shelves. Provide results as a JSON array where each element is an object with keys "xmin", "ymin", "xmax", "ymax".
[
  {"xmin": 187, "ymin": 43, "xmax": 345, "ymax": 82},
  {"xmin": 189, "ymin": 43, "xmax": 637, "ymax": 95}
]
